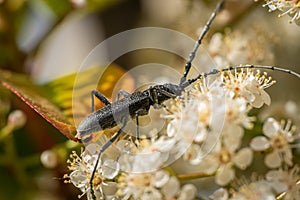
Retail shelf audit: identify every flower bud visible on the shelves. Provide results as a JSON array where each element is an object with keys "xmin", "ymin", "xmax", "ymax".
[
  {"xmin": 41, "ymin": 150, "xmax": 58, "ymax": 169},
  {"xmin": 8, "ymin": 110, "xmax": 27, "ymax": 129}
]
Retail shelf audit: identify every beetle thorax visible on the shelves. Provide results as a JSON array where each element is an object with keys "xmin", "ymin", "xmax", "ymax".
[{"xmin": 149, "ymin": 83, "xmax": 183, "ymax": 106}]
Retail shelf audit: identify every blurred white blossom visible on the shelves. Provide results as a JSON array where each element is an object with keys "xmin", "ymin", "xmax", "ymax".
[
  {"xmin": 40, "ymin": 150, "xmax": 58, "ymax": 169},
  {"xmin": 7, "ymin": 109, "xmax": 27, "ymax": 129},
  {"xmin": 207, "ymin": 30, "xmax": 274, "ymax": 67}
]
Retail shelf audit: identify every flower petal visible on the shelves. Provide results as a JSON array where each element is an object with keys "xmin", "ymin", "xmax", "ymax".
[
  {"xmin": 69, "ymin": 170, "xmax": 88, "ymax": 189},
  {"xmin": 233, "ymin": 147, "xmax": 253, "ymax": 169},
  {"xmin": 101, "ymin": 181, "xmax": 118, "ymax": 196},
  {"xmin": 102, "ymin": 159, "xmax": 119, "ymax": 179},
  {"xmin": 250, "ymin": 136, "xmax": 270, "ymax": 151},
  {"xmin": 251, "ymin": 93, "xmax": 264, "ymax": 108},
  {"xmin": 177, "ymin": 184, "xmax": 197, "ymax": 200},
  {"xmin": 161, "ymin": 176, "xmax": 180, "ymax": 197},
  {"xmin": 153, "ymin": 170, "xmax": 170, "ymax": 188},
  {"xmin": 223, "ymin": 124, "xmax": 244, "ymax": 152},
  {"xmin": 198, "ymin": 155, "xmax": 219, "ymax": 174},
  {"xmin": 261, "ymin": 89, "xmax": 271, "ymax": 106},
  {"xmin": 265, "ymin": 151, "xmax": 281, "ymax": 168},
  {"xmin": 263, "ymin": 118, "xmax": 280, "ymax": 138},
  {"xmin": 209, "ymin": 188, "xmax": 228, "ymax": 200},
  {"xmin": 283, "ymin": 148, "xmax": 293, "ymax": 166},
  {"xmin": 216, "ymin": 164, "xmax": 235, "ymax": 186},
  {"xmin": 241, "ymin": 90, "xmax": 255, "ymax": 103}
]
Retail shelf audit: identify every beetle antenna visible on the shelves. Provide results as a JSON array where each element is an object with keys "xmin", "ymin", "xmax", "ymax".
[
  {"xmin": 180, "ymin": 0, "xmax": 225, "ymax": 85},
  {"xmin": 186, "ymin": 65, "xmax": 300, "ymax": 86}
]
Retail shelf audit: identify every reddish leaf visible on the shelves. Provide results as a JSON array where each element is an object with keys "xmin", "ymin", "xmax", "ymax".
[{"xmin": 0, "ymin": 69, "xmax": 78, "ymax": 141}]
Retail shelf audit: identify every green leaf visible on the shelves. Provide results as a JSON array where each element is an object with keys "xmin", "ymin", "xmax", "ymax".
[{"xmin": 42, "ymin": 0, "xmax": 72, "ymax": 18}]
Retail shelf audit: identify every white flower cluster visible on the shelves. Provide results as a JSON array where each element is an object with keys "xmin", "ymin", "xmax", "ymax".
[
  {"xmin": 64, "ymin": 65, "xmax": 300, "ymax": 199},
  {"xmin": 209, "ymin": 115, "xmax": 300, "ymax": 199},
  {"xmin": 64, "ymin": 142, "xmax": 198, "ymax": 199},
  {"xmin": 64, "ymin": 67, "xmax": 300, "ymax": 199},
  {"xmin": 257, "ymin": 0, "xmax": 300, "ymax": 25},
  {"xmin": 169, "ymin": 69, "xmax": 275, "ymax": 186}
]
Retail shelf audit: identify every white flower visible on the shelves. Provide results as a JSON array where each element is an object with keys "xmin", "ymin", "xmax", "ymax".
[
  {"xmin": 250, "ymin": 117, "xmax": 299, "ymax": 168},
  {"xmin": 222, "ymin": 69, "xmax": 275, "ymax": 108},
  {"xmin": 64, "ymin": 144, "xmax": 119, "ymax": 199},
  {"xmin": 199, "ymin": 140, "xmax": 253, "ymax": 186}
]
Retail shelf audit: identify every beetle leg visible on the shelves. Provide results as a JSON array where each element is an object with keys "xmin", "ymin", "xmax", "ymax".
[
  {"xmin": 159, "ymin": 89, "xmax": 177, "ymax": 98},
  {"xmin": 135, "ymin": 109, "xmax": 144, "ymax": 142},
  {"xmin": 90, "ymin": 118, "xmax": 127, "ymax": 200},
  {"xmin": 91, "ymin": 89, "xmax": 111, "ymax": 112}
]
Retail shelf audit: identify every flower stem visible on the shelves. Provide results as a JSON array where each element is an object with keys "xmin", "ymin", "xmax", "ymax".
[
  {"xmin": 2, "ymin": 132, "xmax": 31, "ymax": 189},
  {"xmin": 177, "ymin": 172, "xmax": 214, "ymax": 182},
  {"xmin": 0, "ymin": 124, "xmax": 14, "ymax": 141}
]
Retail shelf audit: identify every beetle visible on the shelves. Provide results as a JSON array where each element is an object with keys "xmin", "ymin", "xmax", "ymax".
[
  {"xmin": 77, "ymin": 0, "xmax": 224, "ymax": 144},
  {"xmin": 75, "ymin": 0, "xmax": 300, "ymax": 199}
]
